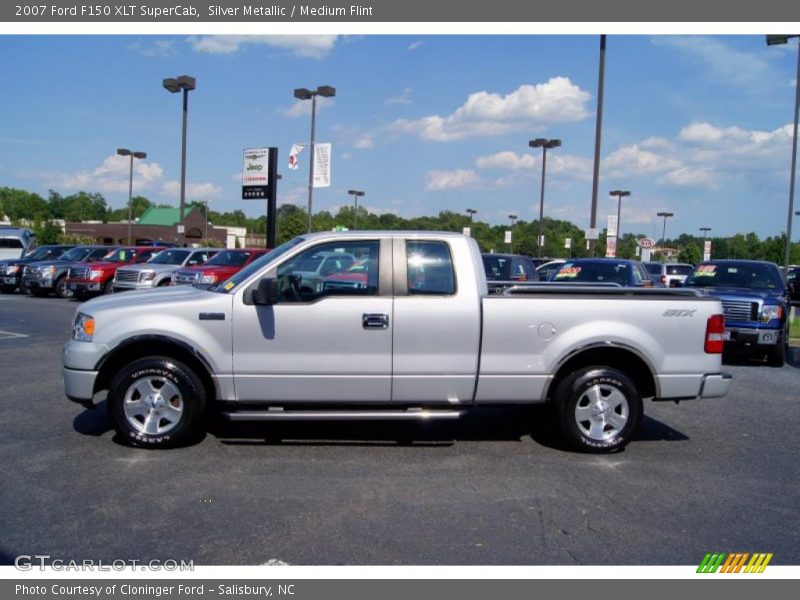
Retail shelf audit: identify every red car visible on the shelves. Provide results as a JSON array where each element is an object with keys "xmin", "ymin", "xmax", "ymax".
[
  {"xmin": 66, "ymin": 246, "xmax": 166, "ymax": 300},
  {"xmin": 171, "ymin": 248, "xmax": 269, "ymax": 288}
]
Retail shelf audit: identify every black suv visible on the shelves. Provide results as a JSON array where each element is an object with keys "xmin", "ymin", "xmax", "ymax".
[{"xmin": 0, "ymin": 245, "xmax": 74, "ymax": 294}]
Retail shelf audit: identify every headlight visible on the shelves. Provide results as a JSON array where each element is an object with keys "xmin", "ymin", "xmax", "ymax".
[
  {"xmin": 139, "ymin": 271, "xmax": 156, "ymax": 282},
  {"xmin": 42, "ymin": 266, "xmax": 56, "ymax": 278},
  {"xmin": 89, "ymin": 270, "xmax": 103, "ymax": 280},
  {"xmin": 200, "ymin": 274, "xmax": 218, "ymax": 284},
  {"xmin": 761, "ymin": 305, "xmax": 783, "ymax": 323},
  {"xmin": 6, "ymin": 265, "xmax": 19, "ymax": 274},
  {"xmin": 72, "ymin": 313, "xmax": 95, "ymax": 343}
]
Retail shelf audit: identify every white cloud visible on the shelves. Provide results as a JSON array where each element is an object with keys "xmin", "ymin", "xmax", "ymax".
[
  {"xmin": 161, "ymin": 181, "xmax": 222, "ymax": 199},
  {"xmin": 389, "ymin": 77, "xmax": 591, "ymax": 142},
  {"xmin": 353, "ymin": 137, "xmax": 374, "ymax": 150},
  {"xmin": 476, "ymin": 151, "xmax": 536, "ymax": 171},
  {"xmin": 281, "ymin": 96, "xmax": 334, "ymax": 118},
  {"xmin": 385, "ymin": 88, "xmax": 413, "ymax": 105},
  {"xmin": 475, "ymin": 151, "xmax": 593, "ymax": 181},
  {"xmin": 128, "ymin": 40, "xmax": 178, "ymax": 58},
  {"xmin": 657, "ymin": 166, "xmax": 719, "ymax": 189},
  {"xmin": 425, "ymin": 169, "xmax": 481, "ymax": 191},
  {"xmin": 604, "ymin": 145, "xmax": 682, "ymax": 176},
  {"xmin": 189, "ymin": 35, "xmax": 339, "ymax": 59},
  {"xmin": 408, "ymin": 41, "xmax": 424, "ymax": 51},
  {"xmin": 56, "ymin": 154, "xmax": 164, "ymax": 194}
]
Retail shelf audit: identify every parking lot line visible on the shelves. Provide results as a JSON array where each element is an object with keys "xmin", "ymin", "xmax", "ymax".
[{"xmin": 0, "ymin": 330, "xmax": 29, "ymax": 340}]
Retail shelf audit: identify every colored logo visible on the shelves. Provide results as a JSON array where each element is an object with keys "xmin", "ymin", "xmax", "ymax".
[{"xmin": 697, "ymin": 552, "xmax": 773, "ymax": 573}]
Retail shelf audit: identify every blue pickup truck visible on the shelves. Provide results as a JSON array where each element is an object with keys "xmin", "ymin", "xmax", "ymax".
[{"xmin": 683, "ymin": 260, "xmax": 789, "ymax": 366}]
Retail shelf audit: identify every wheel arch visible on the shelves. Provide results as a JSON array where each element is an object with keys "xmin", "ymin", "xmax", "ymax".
[
  {"xmin": 545, "ymin": 343, "xmax": 657, "ymax": 402},
  {"xmin": 94, "ymin": 336, "xmax": 217, "ymax": 402}
]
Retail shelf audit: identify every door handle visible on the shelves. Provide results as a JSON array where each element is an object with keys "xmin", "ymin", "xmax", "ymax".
[{"xmin": 362, "ymin": 313, "xmax": 389, "ymax": 329}]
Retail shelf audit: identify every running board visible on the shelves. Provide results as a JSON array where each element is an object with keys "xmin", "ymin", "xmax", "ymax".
[{"xmin": 222, "ymin": 408, "xmax": 465, "ymax": 422}]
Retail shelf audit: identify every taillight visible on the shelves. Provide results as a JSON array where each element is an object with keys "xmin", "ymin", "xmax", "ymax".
[
  {"xmin": 660, "ymin": 275, "xmax": 667, "ymax": 284},
  {"xmin": 705, "ymin": 314, "xmax": 725, "ymax": 353}
]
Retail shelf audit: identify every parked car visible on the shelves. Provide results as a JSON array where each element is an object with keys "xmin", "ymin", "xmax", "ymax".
[
  {"xmin": 63, "ymin": 231, "xmax": 730, "ymax": 453},
  {"xmin": 645, "ymin": 262, "xmax": 695, "ymax": 287},
  {"xmin": 0, "ymin": 226, "xmax": 35, "ymax": 261},
  {"xmin": 550, "ymin": 258, "xmax": 654, "ymax": 287},
  {"xmin": 482, "ymin": 253, "xmax": 538, "ymax": 293},
  {"xmin": 786, "ymin": 267, "xmax": 800, "ymax": 304},
  {"xmin": 0, "ymin": 244, "xmax": 74, "ymax": 294},
  {"xmin": 536, "ymin": 259, "xmax": 567, "ymax": 282},
  {"xmin": 66, "ymin": 246, "xmax": 165, "ymax": 301},
  {"xmin": 281, "ymin": 249, "xmax": 357, "ymax": 293},
  {"xmin": 171, "ymin": 248, "xmax": 269, "ymax": 289},
  {"xmin": 682, "ymin": 260, "xmax": 789, "ymax": 366},
  {"xmin": 24, "ymin": 245, "xmax": 115, "ymax": 298},
  {"xmin": 113, "ymin": 247, "xmax": 218, "ymax": 292}
]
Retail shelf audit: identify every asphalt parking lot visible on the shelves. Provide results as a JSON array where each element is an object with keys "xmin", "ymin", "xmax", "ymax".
[{"xmin": 0, "ymin": 292, "xmax": 798, "ymax": 566}]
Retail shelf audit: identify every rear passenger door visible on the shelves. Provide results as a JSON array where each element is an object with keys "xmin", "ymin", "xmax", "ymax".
[{"xmin": 391, "ymin": 238, "xmax": 482, "ymax": 403}]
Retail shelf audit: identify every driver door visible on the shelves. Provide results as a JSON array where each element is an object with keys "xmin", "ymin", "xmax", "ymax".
[{"xmin": 231, "ymin": 239, "xmax": 393, "ymax": 403}]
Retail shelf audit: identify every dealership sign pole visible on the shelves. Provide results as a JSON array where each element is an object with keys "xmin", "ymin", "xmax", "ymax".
[{"xmin": 242, "ymin": 147, "xmax": 278, "ymax": 248}]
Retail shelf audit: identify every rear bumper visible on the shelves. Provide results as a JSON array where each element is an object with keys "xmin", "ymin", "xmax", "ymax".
[{"xmin": 699, "ymin": 372, "xmax": 733, "ymax": 398}]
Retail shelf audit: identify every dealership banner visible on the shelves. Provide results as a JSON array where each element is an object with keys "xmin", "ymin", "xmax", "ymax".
[
  {"xmin": 313, "ymin": 143, "xmax": 331, "ymax": 189},
  {"xmin": 2, "ymin": 0, "xmax": 797, "ymax": 22}
]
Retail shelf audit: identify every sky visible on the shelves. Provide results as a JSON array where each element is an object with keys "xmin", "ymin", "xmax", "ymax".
[{"xmin": 1, "ymin": 34, "xmax": 799, "ymax": 240}]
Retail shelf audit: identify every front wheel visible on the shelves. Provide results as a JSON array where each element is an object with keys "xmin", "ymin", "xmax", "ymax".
[
  {"xmin": 0, "ymin": 285, "xmax": 15, "ymax": 294},
  {"xmin": 108, "ymin": 357, "xmax": 207, "ymax": 448},
  {"xmin": 553, "ymin": 367, "xmax": 643, "ymax": 453},
  {"xmin": 55, "ymin": 275, "xmax": 72, "ymax": 299}
]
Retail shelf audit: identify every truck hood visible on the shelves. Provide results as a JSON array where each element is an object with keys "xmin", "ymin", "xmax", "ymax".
[
  {"xmin": 80, "ymin": 284, "xmax": 218, "ymax": 313},
  {"xmin": 76, "ymin": 260, "xmax": 126, "ymax": 270},
  {"xmin": 117, "ymin": 263, "xmax": 183, "ymax": 274}
]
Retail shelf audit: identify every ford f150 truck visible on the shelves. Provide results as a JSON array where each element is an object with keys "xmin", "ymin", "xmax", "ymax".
[
  {"xmin": 66, "ymin": 246, "xmax": 165, "ymax": 300},
  {"xmin": 683, "ymin": 260, "xmax": 789, "ymax": 366},
  {"xmin": 62, "ymin": 231, "xmax": 731, "ymax": 453},
  {"xmin": 113, "ymin": 247, "xmax": 218, "ymax": 292},
  {"xmin": 170, "ymin": 248, "xmax": 268, "ymax": 289}
]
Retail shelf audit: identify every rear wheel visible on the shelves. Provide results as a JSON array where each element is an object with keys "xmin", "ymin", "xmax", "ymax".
[
  {"xmin": 767, "ymin": 342, "xmax": 786, "ymax": 367},
  {"xmin": 30, "ymin": 288, "xmax": 50, "ymax": 297},
  {"xmin": 108, "ymin": 356, "xmax": 207, "ymax": 448},
  {"xmin": 0, "ymin": 285, "xmax": 15, "ymax": 294},
  {"xmin": 553, "ymin": 367, "xmax": 643, "ymax": 453}
]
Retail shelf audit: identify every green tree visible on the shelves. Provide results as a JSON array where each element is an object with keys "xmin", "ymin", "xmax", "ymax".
[{"xmin": 0, "ymin": 187, "xmax": 48, "ymax": 221}]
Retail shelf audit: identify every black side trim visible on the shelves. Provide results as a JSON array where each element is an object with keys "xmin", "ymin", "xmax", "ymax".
[{"xmin": 199, "ymin": 312, "xmax": 226, "ymax": 321}]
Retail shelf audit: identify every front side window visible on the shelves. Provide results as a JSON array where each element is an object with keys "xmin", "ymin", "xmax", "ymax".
[
  {"xmin": 406, "ymin": 241, "xmax": 456, "ymax": 295},
  {"xmin": 274, "ymin": 241, "xmax": 379, "ymax": 303}
]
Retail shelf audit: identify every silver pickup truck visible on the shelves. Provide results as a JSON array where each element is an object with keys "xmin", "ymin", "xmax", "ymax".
[{"xmin": 63, "ymin": 231, "xmax": 731, "ymax": 453}]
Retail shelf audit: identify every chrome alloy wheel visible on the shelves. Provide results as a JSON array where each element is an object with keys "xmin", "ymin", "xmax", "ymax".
[
  {"xmin": 123, "ymin": 376, "xmax": 184, "ymax": 435},
  {"xmin": 574, "ymin": 384, "xmax": 630, "ymax": 441}
]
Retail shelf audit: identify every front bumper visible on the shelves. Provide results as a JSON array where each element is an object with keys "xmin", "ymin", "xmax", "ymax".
[
  {"xmin": 724, "ymin": 326, "xmax": 783, "ymax": 351},
  {"xmin": 63, "ymin": 367, "xmax": 99, "ymax": 404},
  {"xmin": 68, "ymin": 281, "xmax": 103, "ymax": 294}
]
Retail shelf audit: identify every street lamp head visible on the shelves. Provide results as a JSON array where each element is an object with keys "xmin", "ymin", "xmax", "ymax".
[
  {"xmin": 610, "ymin": 189, "xmax": 630, "ymax": 197},
  {"xmin": 162, "ymin": 78, "xmax": 181, "ymax": 93},
  {"xmin": 347, "ymin": 189, "xmax": 364, "ymax": 197},
  {"xmin": 317, "ymin": 85, "xmax": 336, "ymax": 98},
  {"xmin": 466, "ymin": 208, "xmax": 477, "ymax": 214},
  {"xmin": 293, "ymin": 88, "xmax": 313, "ymax": 100},
  {"xmin": 132, "ymin": 151, "xmax": 147, "ymax": 159},
  {"xmin": 529, "ymin": 138, "xmax": 548, "ymax": 148},
  {"xmin": 766, "ymin": 35, "xmax": 797, "ymax": 46},
  {"xmin": 176, "ymin": 75, "xmax": 196, "ymax": 91},
  {"xmin": 117, "ymin": 148, "xmax": 131, "ymax": 156},
  {"xmin": 657, "ymin": 211, "xmax": 674, "ymax": 218},
  {"xmin": 546, "ymin": 139, "xmax": 562, "ymax": 149},
  {"xmin": 509, "ymin": 213, "xmax": 517, "ymax": 220}
]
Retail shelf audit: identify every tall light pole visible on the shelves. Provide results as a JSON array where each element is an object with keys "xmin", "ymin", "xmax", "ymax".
[
  {"xmin": 657, "ymin": 211, "xmax": 674, "ymax": 261},
  {"xmin": 609, "ymin": 189, "xmax": 630, "ymax": 240},
  {"xmin": 163, "ymin": 75, "xmax": 195, "ymax": 246},
  {"xmin": 529, "ymin": 138, "xmax": 561, "ymax": 257},
  {"xmin": 589, "ymin": 34, "xmax": 607, "ymax": 257},
  {"xmin": 508, "ymin": 213, "xmax": 518, "ymax": 252},
  {"xmin": 348, "ymin": 189, "xmax": 365, "ymax": 230},
  {"xmin": 117, "ymin": 149, "xmax": 146, "ymax": 244},
  {"xmin": 466, "ymin": 208, "xmax": 477, "ymax": 222},
  {"xmin": 767, "ymin": 35, "xmax": 800, "ymax": 274},
  {"xmin": 202, "ymin": 199, "xmax": 209, "ymax": 240},
  {"xmin": 700, "ymin": 226, "xmax": 711, "ymax": 237},
  {"xmin": 294, "ymin": 85, "xmax": 336, "ymax": 233}
]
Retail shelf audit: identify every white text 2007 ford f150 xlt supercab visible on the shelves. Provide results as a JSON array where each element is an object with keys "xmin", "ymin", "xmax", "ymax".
[{"xmin": 63, "ymin": 231, "xmax": 731, "ymax": 452}]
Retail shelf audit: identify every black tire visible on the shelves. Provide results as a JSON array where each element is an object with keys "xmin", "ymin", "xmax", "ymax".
[
  {"xmin": 55, "ymin": 275, "xmax": 72, "ymax": 299},
  {"xmin": 30, "ymin": 288, "xmax": 50, "ymax": 297},
  {"xmin": 73, "ymin": 291, "xmax": 91, "ymax": 302},
  {"xmin": 767, "ymin": 343, "xmax": 786, "ymax": 367},
  {"xmin": 0, "ymin": 286, "xmax": 15, "ymax": 294},
  {"xmin": 103, "ymin": 279, "xmax": 114, "ymax": 294},
  {"xmin": 108, "ymin": 356, "xmax": 207, "ymax": 448},
  {"xmin": 553, "ymin": 367, "xmax": 643, "ymax": 453},
  {"xmin": 18, "ymin": 278, "xmax": 29, "ymax": 295}
]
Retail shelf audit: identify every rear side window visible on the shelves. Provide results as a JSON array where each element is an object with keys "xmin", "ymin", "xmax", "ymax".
[
  {"xmin": 667, "ymin": 265, "xmax": 694, "ymax": 276},
  {"xmin": 645, "ymin": 263, "xmax": 662, "ymax": 276},
  {"xmin": 407, "ymin": 241, "xmax": 456, "ymax": 295}
]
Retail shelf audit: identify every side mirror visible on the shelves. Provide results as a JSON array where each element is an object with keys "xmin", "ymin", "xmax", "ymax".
[{"xmin": 252, "ymin": 277, "xmax": 279, "ymax": 305}]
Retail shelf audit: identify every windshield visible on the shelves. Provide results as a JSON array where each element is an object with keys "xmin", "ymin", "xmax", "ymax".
[
  {"xmin": 685, "ymin": 263, "xmax": 784, "ymax": 290},
  {"xmin": 213, "ymin": 237, "xmax": 306, "ymax": 293},
  {"xmin": 147, "ymin": 249, "xmax": 191, "ymax": 265},
  {"xmin": 667, "ymin": 265, "xmax": 694, "ymax": 276},
  {"xmin": 26, "ymin": 246, "xmax": 62, "ymax": 260},
  {"xmin": 204, "ymin": 250, "xmax": 253, "ymax": 267},
  {"xmin": 58, "ymin": 247, "xmax": 91, "ymax": 262},
  {"xmin": 553, "ymin": 261, "xmax": 630, "ymax": 285},
  {"xmin": 0, "ymin": 239, "xmax": 24, "ymax": 248},
  {"xmin": 102, "ymin": 248, "xmax": 136, "ymax": 262},
  {"xmin": 482, "ymin": 256, "xmax": 511, "ymax": 279}
]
